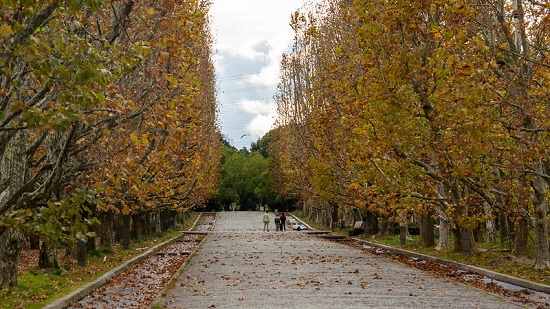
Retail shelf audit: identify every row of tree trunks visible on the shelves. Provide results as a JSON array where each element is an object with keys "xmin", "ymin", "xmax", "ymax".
[
  {"xmin": 29, "ymin": 208, "xmax": 188, "ymax": 275},
  {"xmin": 297, "ymin": 195, "xmax": 535, "ymax": 258}
]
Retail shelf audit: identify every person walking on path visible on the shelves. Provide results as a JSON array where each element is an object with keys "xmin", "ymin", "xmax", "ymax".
[
  {"xmin": 262, "ymin": 210, "xmax": 270, "ymax": 231},
  {"xmin": 280, "ymin": 212, "xmax": 286, "ymax": 231},
  {"xmin": 274, "ymin": 214, "xmax": 280, "ymax": 231}
]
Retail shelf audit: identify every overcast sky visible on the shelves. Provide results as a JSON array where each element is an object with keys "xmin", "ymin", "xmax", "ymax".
[{"xmin": 210, "ymin": 0, "xmax": 303, "ymax": 150}]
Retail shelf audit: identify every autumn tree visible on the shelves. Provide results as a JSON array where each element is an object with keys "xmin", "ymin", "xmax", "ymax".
[
  {"xmin": 0, "ymin": 0, "xmax": 126, "ymax": 286},
  {"xmin": 0, "ymin": 0, "xmax": 220, "ymax": 285},
  {"xmin": 272, "ymin": 9, "xmax": 318, "ymax": 218},
  {"xmin": 473, "ymin": 0, "xmax": 550, "ymax": 268},
  {"xmin": 349, "ymin": 1, "xmax": 505, "ymax": 253},
  {"xmin": 76, "ymin": 0, "xmax": 220, "ymax": 246},
  {"xmin": 272, "ymin": 0, "xmax": 549, "ymax": 258}
]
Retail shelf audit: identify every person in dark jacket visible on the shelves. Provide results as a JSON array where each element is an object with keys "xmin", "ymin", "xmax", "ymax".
[{"xmin": 280, "ymin": 212, "xmax": 286, "ymax": 232}]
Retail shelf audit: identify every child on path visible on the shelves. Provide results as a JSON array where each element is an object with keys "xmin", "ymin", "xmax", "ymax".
[
  {"xmin": 274, "ymin": 214, "xmax": 280, "ymax": 231},
  {"xmin": 263, "ymin": 210, "xmax": 270, "ymax": 232}
]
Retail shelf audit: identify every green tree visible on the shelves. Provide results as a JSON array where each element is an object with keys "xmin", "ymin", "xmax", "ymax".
[
  {"xmin": 212, "ymin": 141, "xmax": 272, "ymax": 211},
  {"xmin": 250, "ymin": 133, "xmax": 271, "ymax": 158}
]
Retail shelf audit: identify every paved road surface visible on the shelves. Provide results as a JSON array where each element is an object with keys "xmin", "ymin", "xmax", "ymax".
[{"xmin": 161, "ymin": 212, "xmax": 522, "ymax": 308}]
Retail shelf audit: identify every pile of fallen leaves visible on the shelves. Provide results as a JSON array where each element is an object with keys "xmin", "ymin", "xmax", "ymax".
[
  {"xmin": 334, "ymin": 239, "xmax": 550, "ymax": 309},
  {"xmin": 68, "ymin": 213, "xmax": 215, "ymax": 309}
]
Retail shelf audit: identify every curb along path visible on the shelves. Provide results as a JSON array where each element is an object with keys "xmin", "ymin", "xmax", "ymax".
[
  {"xmin": 354, "ymin": 239, "xmax": 550, "ymax": 306},
  {"xmin": 45, "ymin": 213, "xmax": 215, "ymax": 309},
  {"xmin": 160, "ymin": 211, "xmax": 522, "ymax": 309}
]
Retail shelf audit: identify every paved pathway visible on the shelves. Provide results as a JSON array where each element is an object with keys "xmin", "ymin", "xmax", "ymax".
[{"xmin": 161, "ymin": 212, "xmax": 522, "ymax": 308}]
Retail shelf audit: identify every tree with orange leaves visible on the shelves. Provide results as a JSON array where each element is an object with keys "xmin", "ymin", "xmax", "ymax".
[
  {"xmin": 272, "ymin": 0, "xmax": 550, "ymax": 267},
  {"xmin": 0, "ymin": 0, "xmax": 220, "ymax": 285}
]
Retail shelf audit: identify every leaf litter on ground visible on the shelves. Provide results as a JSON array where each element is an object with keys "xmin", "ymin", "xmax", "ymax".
[
  {"xmin": 333, "ymin": 238, "xmax": 550, "ymax": 309},
  {"xmin": 67, "ymin": 213, "xmax": 215, "ymax": 309}
]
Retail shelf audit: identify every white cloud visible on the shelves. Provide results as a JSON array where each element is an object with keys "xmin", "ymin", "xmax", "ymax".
[
  {"xmin": 236, "ymin": 38, "xmax": 269, "ymax": 59},
  {"xmin": 240, "ymin": 99, "xmax": 274, "ymax": 115},
  {"xmin": 247, "ymin": 113, "xmax": 276, "ymax": 137},
  {"xmin": 210, "ymin": 0, "xmax": 304, "ymax": 149},
  {"xmin": 210, "ymin": 0, "xmax": 299, "ymax": 50}
]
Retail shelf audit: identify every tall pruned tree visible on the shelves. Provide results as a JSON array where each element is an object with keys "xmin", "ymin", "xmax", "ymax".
[
  {"xmin": 473, "ymin": 0, "xmax": 550, "ymax": 268},
  {"xmin": 272, "ymin": 5, "xmax": 320, "ymax": 219}
]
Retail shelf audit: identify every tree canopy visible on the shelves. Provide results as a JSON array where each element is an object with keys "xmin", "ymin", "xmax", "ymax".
[
  {"xmin": 0, "ymin": 0, "xmax": 221, "ymax": 286},
  {"xmin": 209, "ymin": 135, "xmax": 282, "ymax": 212},
  {"xmin": 271, "ymin": 0, "xmax": 550, "ymax": 269}
]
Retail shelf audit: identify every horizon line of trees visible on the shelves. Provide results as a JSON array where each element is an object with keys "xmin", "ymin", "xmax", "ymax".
[
  {"xmin": 270, "ymin": 0, "xmax": 550, "ymax": 269},
  {"xmin": 0, "ymin": 0, "xmax": 221, "ymax": 286}
]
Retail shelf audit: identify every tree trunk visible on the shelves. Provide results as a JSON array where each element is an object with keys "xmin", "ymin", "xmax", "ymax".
[
  {"xmin": 331, "ymin": 201, "xmax": 338, "ymax": 232},
  {"xmin": 364, "ymin": 210, "xmax": 379, "ymax": 235},
  {"xmin": 38, "ymin": 240, "xmax": 59, "ymax": 269},
  {"xmin": 175, "ymin": 210, "xmax": 182, "ymax": 226},
  {"xmin": 499, "ymin": 211, "xmax": 512, "ymax": 245},
  {"xmin": 86, "ymin": 235, "xmax": 96, "ymax": 252},
  {"xmin": 451, "ymin": 228, "xmax": 478, "ymax": 254},
  {"xmin": 353, "ymin": 207, "xmax": 362, "ymax": 222},
  {"xmin": 170, "ymin": 210, "xmax": 177, "ymax": 228},
  {"xmin": 99, "ymin": 212, "xmax": 114, "ymax": 248},
  {"xmin": 514, "ymin": 218, "xmax": 529, "ymax": 255},
  {"xmin": 376, "ymin": 218, "xmax": 392, "ymax": 237},
  {"xmin": 29, "ymin": 235, "xmax": 40, "ymax": 250},
  {"xmin": 0, "ymin": 130, "xmax": 26, "ymax": 286},
  {"xmin": 151, "ymin": 212, "xmax": 161, "ymax": 234},
  {"xmin": 484, "ymin": 201, "xmax": 496, "ymax": 243},
  {"xmin": 121, "ymin": 215, "xmax": 131, "ymax": 250},
  {"xmin": 436, "ymin": 209, "xmax": 450, "ymax": 251},
  {"xmin": 420, "ymin": 209, "xmax": 435, "ymax": 247},
  {"xmin": 399, "ymin": 212, "xmax": 413, "ymax": 241},
  {"xmin": 449, "ymin": 181, "xmax": 467, "ymax": 253},
  {"xmin": 131, "ymin": 213, "xmax": 142, "ymax": 239},
  {"xmin": 452, "ymin": 227, "xmax": 463, "ymax": 253},
  {"xmin": 474, "ymin": 226, "xmax": 485, "ymax": 243},
  {"xmin": 114, "ymin": 214, "xmax": 123, "ymax": 242},
  {"xmin": 0, "ymin": 228, "xmax": 23, "ymax": 287},
  {"xmin": 161, "ymin": 210, "xmax": 169, "ymax": 231},
  {"xmin": 144, "ymin": 212, "xmax": 152, "ymax": 235},
  {"xmin": 302, "ymin": 200, "xmax": 309, "ymax": 217},
  {"xmin": 65, "ymin": 242, "xmax": 77, "ymax": 259},
  {"xmin": 531, "ymin": 175, "xmax": 550, "ymax": 269},
  {"xmin": 514, "ymin": 208, "xmax": 529, "ymax": 255}
]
